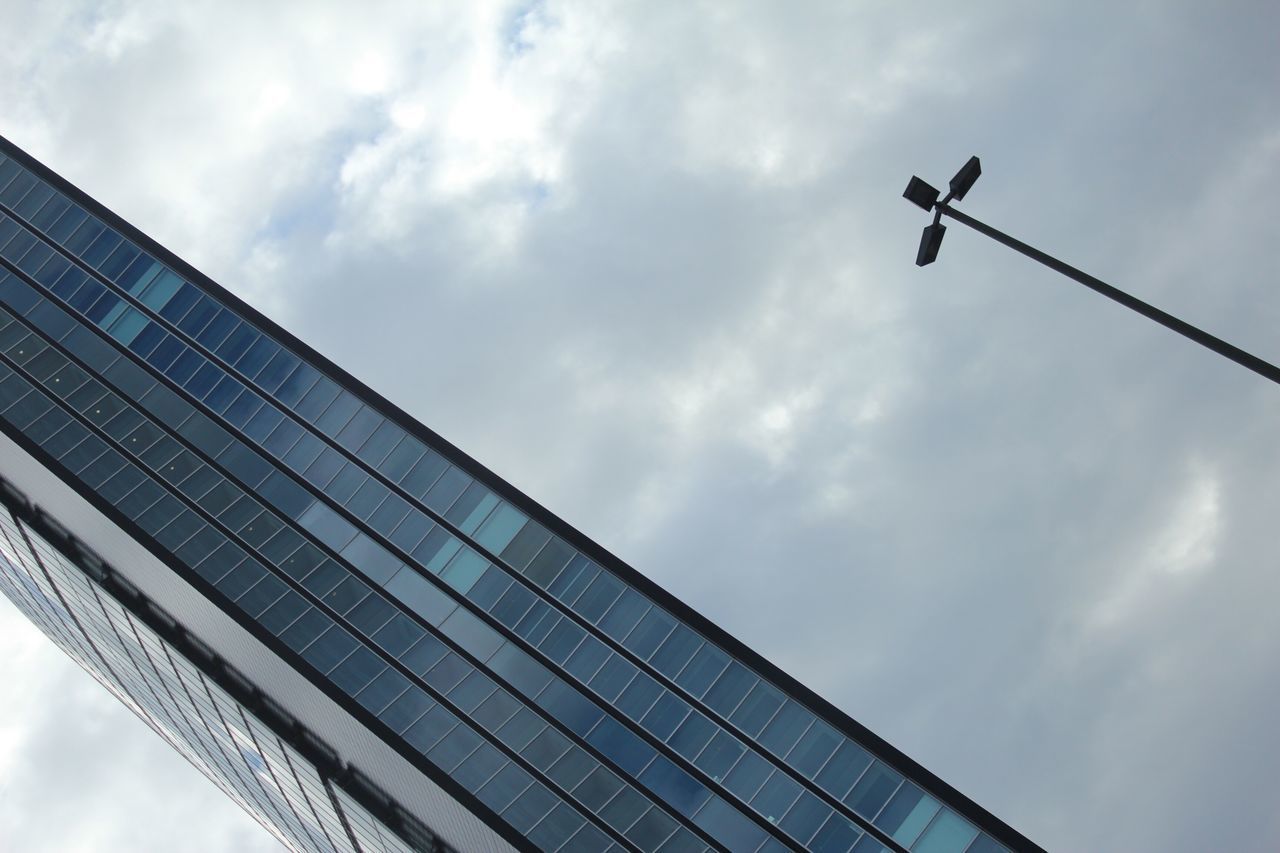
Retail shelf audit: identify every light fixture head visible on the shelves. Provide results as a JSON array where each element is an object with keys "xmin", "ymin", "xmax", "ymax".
[
  {"xmin": 916, "ymin": 222, "xmax": 946, "ymax": 266},
  {"xmin": 948, "ymin": 156, "xmax": 982, "ymax": 202},
  {"xmin": 903, "ymin": 176, "xmax": 940, "ymax": 212}
]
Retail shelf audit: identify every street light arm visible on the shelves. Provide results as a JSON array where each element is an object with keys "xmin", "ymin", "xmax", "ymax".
[{"xmin": 937, "ymin": 202, "xmax": 1280, "ymax": 386}]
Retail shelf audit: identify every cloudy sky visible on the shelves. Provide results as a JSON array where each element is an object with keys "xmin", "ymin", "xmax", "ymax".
[{"xmin": 2, "ymin": 1, "xmax": 1279, "ymax": 850}]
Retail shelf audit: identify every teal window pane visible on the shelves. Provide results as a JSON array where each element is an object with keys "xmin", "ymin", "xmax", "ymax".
[
  {"xmin": 473, "ymin": 502, "xmax": 527, "ymax": 554},
  {"xmin": 413, "ymin": 527, "xmax": 462, "ymax": 574},
  {"xmin": 875, "ymin": 783, "xmax": 939, "ymax": 847},
  {"xmin": 911, "ymin": 810, "xmax": 978, "ymax": 853},
  {"xmin": 439, "ymin": 547, "xmax": 489, "ymax": 594},
  {"xmin": 138, "ymin": 269, "xmax": 185, "ymax": 310},
  {"xmin": 459, "ymin": 490, "xmax": 499, "ymax": 535}
]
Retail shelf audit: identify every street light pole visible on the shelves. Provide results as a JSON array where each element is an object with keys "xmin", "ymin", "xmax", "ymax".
[{"xmin": 904, "ymin": 157, "xmax": 1280, "ymax": 387}]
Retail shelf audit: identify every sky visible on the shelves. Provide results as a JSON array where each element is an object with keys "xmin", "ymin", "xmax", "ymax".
[{"xmin": 1, "ymin": 1, "xmax": 1278, "ymax": 850}]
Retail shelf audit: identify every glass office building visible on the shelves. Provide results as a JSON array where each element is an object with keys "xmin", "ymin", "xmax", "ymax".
[{"xmin": 0, "ymin": 135, "xmax": 1039, "ymax": 853}]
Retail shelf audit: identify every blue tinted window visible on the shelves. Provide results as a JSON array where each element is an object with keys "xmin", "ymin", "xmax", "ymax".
[
  {"xmin": 283, "ymin": 431, "xmax": 325, "ymax": 472},
  {"xmin": 668, "ymin": 711, "xmax": 716, "ymax": 762},
  {"xmin": 157, "ymin": 282, "xmax": 200, "ymax": 322},
  {"xmin": 262, "ymin": 417, "xmax": 304, "ymax": 457},
  {"xmin": 424, "ymin": 651, "xmax": 471, "ymax": 694},
  {"xmin": 692, "ymin": 796, "xmax": 766, "ymax": 852},
  {"xmin": 564, "ymin": 635, "xmax": 610, "ymax": 682},
  {"xmin": 476, "ymin": 762, "xmax": 530, "ymax": 813},
  {"xmin": 472, "ymin": 686, "xmax": 520, "ymax": 731},
  {"xmin": 597, "ymin": 588, "xmax": 649, "ymax": 642},
  {"xmin": 875, "ymin": 784, "xmax": 938, "ymax": 847},
  {"xmin": 845, "ymin": 761, "xmax": 902, "ymax": 819},
  {"xmin": 810, "ymin": 813, "xmax": 862, "ymax": 853},
  {"xmin": 759, "ymin": 700, "xmax": 810, "ymax": 757},
  {"xmin": 641, "ymin": 691, "xmax": 690, "ymax": 742},
  {"xmin": 521, "ymin": 726, "xmax": 570, "ymax": 771},
  {"xmin": 816, "ymin": 740, "xmax": 873, "ymax": 800},
  {"xmin": 329, "ymin": 646, "xmax": 385, "ymax": 695},
  {"xmin": 576, "ymin": 763, "xmax": 624, "ymax": 809},
  {"xmin": 491, "ymin": 583, "xmax": 536, "ymax": 628},
  {"xmin": 345, "ymin": 589, "xmax": 399, "ymax": 636},
  {"xmin": 294, "ymin": 376, "xmax": 339, "ymax": 421},
  {"xmin": 409, "ymin": 525, "xmax": 453, "ymax": 569},
  {"xmin": 378, "ymin": 434, "xmax": 424, "ymax": 481},
  {"xmin": 379, "ymin": 687, "xmax": 434, "ymax": 734},
  {"xmin": 403, "ymin": 704, "xmax": 459, "ymax": 754},
  {"xmin": 388, "ymin": 509, "xmax": 433, "ymax": 553},
  {"xmin": 346, "ymin": 477, "xmax": 387, "ymax": 520},
  {"xmin": 256, "ymin": 350, "xmax": 298, "ymax": 392},
  {"xmin": 336, "ymin": 406, "xmax": 380, "ymax": 451},
  {"xmin": 548, "ymin": 554, "xmax": 597, "ymax": 604},
  {"xmin": 400, "ymin": 632, "xmax": 449, "ymax": 676},
  {"xmin": 649, "ymin": 624, "xmax": 701, "ymax": 679},
  {"xmin": 778, "ymin": 791, "xmax": 829, "ymax": 845},
  {"xmin": 535, "ymin": 679, "xmax": 603, "ymax": 737},
  {"xmin": 175, "ymin": 295, "xmax": 218, "ymax": 335},
  {"xmin": 274, "ymin": 363, "xmax": 318, "ymax": 406},
  {"xmin": 503, "ymin": 781, "xmax": 558, "ymax": 834},
  {"xmin": 214, "ymin": 324, "xmax": 256, "ymax": 363},
  {"xmin": 539, "ymin": 617, "xmax": 586, "ymax": 665},
  {"xmin": 695, "ymin": 730, "xmax": 745, "ymax": 782},
  {"xmin": 788, "ymin": 720, "xmax": 840, "ymax": 778},
  {"xmin": 299, "ymin": 625, "xmax": 358, "ymax": 674},
  {"xmin": 195, "ymin": 308, "xmax": 237, "ymax": 348},
  {"xmin": 615, "ymin": 672, "xmax": 663, "ymax": 722},
  {"xmin": 356, "ymin": 668, "xmax": 411, "ymax": 715},
  {"xmin": 356, "ymin": 420, "xmax": 401, "ymax": 466},
  {"xmin": 466, "ymin": 565, "xmax": 511, "ymax": 610},
  {"xmin": 314, "ymin": 389, "xmax": 360, "ymax": 433},
  {"xmin": 494, "ymin": 707, "xmax": 542, "ymax": 751},
  {"xmin": 368, "ymin": 492, "xmax": 411, "ymax": 536},
  {"xmin": 575, "ymin": 572, "xmax": 623, "ymax": 622},
  {"xmin": 278, "ymin": 608, "xmax": 330, "ymax": 650},
  {"xmin": 622, "ymin": 609, "xmax": 674, "ymax": 662},
  {"xmin": 400, "ymin": 449, "xmax": 448, "ymax": 496},
  {"xmin": 234, "ymin": 334, "xmax": 278, "ymax": 378},
  {"xmin": 703, "ymin": 661, "xmax": 755, "ymax": 717},
  {"xmin": 639, "ymin": 756, "xmax": 711, "ymax": 819},
  {"xmin": 46, "ymin": 203, "xmax": 88, "ymax": 243},
  {"xmin": 751, "ymin": 771, "xmax": 802, "ymax": 823},
  {"xmin": 730, "ymin": 682, "xmax": 785, "ymax": 738},
  {"xmin": 424, "ymin": 465, "xmax": 469, "ymax": 513},
  {"xmin": 723, "ymin": 748, "xmax": 771, "ymax": 801}
]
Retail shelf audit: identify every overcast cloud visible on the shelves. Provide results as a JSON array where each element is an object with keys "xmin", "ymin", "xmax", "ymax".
[{"xmin": 2, "ymin": 1, "xmax": 1279, "ymax": 850}]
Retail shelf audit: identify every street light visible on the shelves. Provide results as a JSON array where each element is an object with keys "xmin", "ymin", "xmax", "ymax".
[{"xmin": 902, "ymin": 157, "xmax": 1280, "ymax": 386}]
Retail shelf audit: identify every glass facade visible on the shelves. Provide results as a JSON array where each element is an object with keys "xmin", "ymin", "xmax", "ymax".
[
  {"xmin": 0, "ymin": 475, "xmax": 449, "ymax": 853},
  {"xmin": 0, "ymin": 135, "xmax": 1038, "ymax": 853}
]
